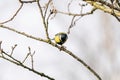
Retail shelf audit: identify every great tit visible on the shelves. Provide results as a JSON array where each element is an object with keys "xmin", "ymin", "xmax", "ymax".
[{"xmin": 54, "ymin": 32, "xmax": 68, "ymax": 45}]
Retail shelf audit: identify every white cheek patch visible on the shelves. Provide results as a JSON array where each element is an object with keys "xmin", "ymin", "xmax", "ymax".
[{"xmin": 59, "ymin": 34, "xmax": 62, "ymax": 42}]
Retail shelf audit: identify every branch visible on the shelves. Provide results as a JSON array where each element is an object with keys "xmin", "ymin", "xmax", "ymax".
[
  {"xmin": 10, "ymin": 44, "xmax": 17, "ymax": 56},
  {"xmin": 22, "ymin": 47, "xmax": 35, "ymax": 69},
  {"xmin": 0, "ymin": 4, "xmax": 23, "ymax": 24},
  {"xmin": 0, "ymin": 24, "xmax": 47, "ymax": 43},
  {"xmin": 51, "ymin": 42, "xmax": 102, "ymax": 80},
  {"xmin": 56, "ymin": 7, "xmax": 96, "ymax": 16},
  {"xmin": 67, "ymin": 7, "xmax": 96, "ymax": 34},
  {"xmin": 0, "ymin": 24, "xmax": 102, "ymax": 80},
  {"xmin": 19, "ymin": 0, "xmax": 36, "ymax": 3},
  {"xmin": 0, "ymin": 42, "xmax": 54, "ymax": 80},
  {"xmin": 37, "ymin": 0, "xmax": 51, "ymax": 41},
  {"xmin": 44, "ymin": 0, "xmax": 52, "ymax": 18},
  {"xmin": 67, "ymin": 0, "xmax": 74, "ymax": 13},
  {"xmin": 84, "ymin": 0, "xmax": 120, "ymax": 16}
]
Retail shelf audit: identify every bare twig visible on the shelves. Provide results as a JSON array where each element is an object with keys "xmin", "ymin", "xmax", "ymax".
[
  {"xmin": 113, "ymin": 14, "xmax": 120, "ymax": 21},
  {"xmin": 67, "ymin": 16, "xmax": 76, "ymax": 34},
  {"xmin": 37, "ymin": 0, "xmax": 50, "ymax": 41},
  {"xmin": 1, "ymin": 49, "xmax": 54, "ymax": 80},
  {"xmin": 50, "ymin": 42, "xmax": 102, "ymax": 80},
  {"xmin": 0, "ymin": 24, "xmax": 102, "ymax": 80},
  {"xmin": 44, "ymin": 0, "xmax": 52, "ymax": 18},
  {"xmin": 10, "ymin": 44, "xmax": 17, "ymax": 56},
  {"xmin": 50, "ymin": 9, "xmax": 57, "ymax": 19},
  {"xmin": 19, "ymin": 0, "xmax": 36, "ymax": 3},
  {"xmin": 28, "ymin": 47, "xmax": 35, "ymax": 69},
  {"xmin": 0, "ymin": 0, "xmax": 103, "ymax": 79},
  {"xmin": 30, "ymin": 51, "xmax": 35, "ymax": 69},
  {"xmin": 67, "ymin": 7, "xmax": 96, "ymax": 34},
  {"xmin": 0, "ymin": 24, "xmax": 47, "ymax": 43},
  {"xmin": 46, "ymin": 11, "xmax": 53, "ymax": 28},
  {"xmin": 67, "ymin": 3, "xmax": 84, "ymax": 34},
  {"xmin": 84, "ymin": 0, "xmax": 120, "ymax": 17},
  {"xmin": 0, "ymin": 41, "xmax": 54, "ymax": 80},
  {"xmin": 45, "ymin": 0, "xmax": 56, "ymax": 27},
  {"xmin": 112, "ymin": 10, "xmax": 120, "ymax": 21},
  {"xmin": 22, "ymin": 53, "xmax": 30, "ymax": 63},
  {"xmin": 0, "ymin": 41, "xmax": 2, "ymax": 50},
  {"xmin": 22, "ymin": 47, "xmax": 35, "ymax": 69},
  {"xmin": 0, "ymin": 4, "xmax": 23, "ymax": 24},
  {"xmin": 0, "ymin": 41, "xmax": 2, "ymax": 57},
  {"xmin": 98, "ymin": 0, "xmax": 120, "ymax": 11},
  {"xmin": 49, "ymin": 1, "xmax": 57, "ymax": 19},
  {"xmin": 84, "ymin": 0, "xmax": 120, "ymax": 11},
  {"xmin": 110, "ymin": 2, "xmax": 120, "ymax": 22},
  {"xmin": 57, "ymin": 7, "xmax": 96, "ymax": 16},
  {"xmin": 68, "ymin": 0, "xmax": 73, "ymax": 13}
]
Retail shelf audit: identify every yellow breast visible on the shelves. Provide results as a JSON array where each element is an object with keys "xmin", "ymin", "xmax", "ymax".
[{"xmin": 54, "ymin": 35, "xmax": 61, "ymax": 43}]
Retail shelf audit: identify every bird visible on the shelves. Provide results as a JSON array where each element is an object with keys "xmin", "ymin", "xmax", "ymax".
[{"xmin": 54, "ymin": 32, "xmax": 68, "ymax": 45}]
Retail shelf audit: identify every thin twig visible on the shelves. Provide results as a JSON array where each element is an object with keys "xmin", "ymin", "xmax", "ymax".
[
  {"xmin": 0, "ymin": 24, "xmax": 102, "ymax": 80},
  {"xmin": 113, "ymin": 14, "xmax": 120, "ymax": 21},
  {"xmin": 0, "ymin": 1, "xmax": 103, "ymax": 80},
  {"xmin": 22, "ymin": 53, "xmax": 30, "ymax": 63},
  {"xmin": 85, "ymin": 0, "xmax": 120, "ymax": 17},
  {"xmin": 37, "ymin": 0, "xmax": 50, "ymax": 41},
  {"xmin": 67, "ymin": 16, "xmax": 76, "ymax": 34},
  {"xmin": 111, "ymin": 2, "xmax": 120, "ymax": 22},
  {"xmin": 84, "ymin": 0, "xmax": 120, "ymax": 11},
  {"xmin": 50, "ymin": 9, "xmax": 57, "ymax": 19},
  {"xmin": 30, "ymin": 51, "xmax": 35, "ymax": 69},
  {"xmin": 57, "ymin": 7, "xmax": 96, "ymax": 16},
  {"xmin": 0, "ymin": 25, "xmax": 47, "ymax": 42},
  {"xmin": 27, "ymin": 47, "xmax": 35, "ymax": 69},
  {"xmin": 46, "ymin": 11, "xmax": 53, "ymax": 28},
  {"xmin": 67, "ymin": 7, "xmax": 96, "ymax": 34},
  {"xmin": 0, "ymin": 41, "xmax": 2, "ymax": 50},
  {"xmin": 10, "ymin": 44, "xmax": 17, "ymax": 56},
  {"xmin": 52, "ymin": 42, "xmax": 102, "ymax": 80},
  {"xmin": 49, "ymin": 1, "xmax": 57, "ymax": 19},
  {"xmin": 19, "ymin": 0, "xmax": 36, "ymax": 3},
  {"xmin": 0, "ymin": 4, "xmax": 23, "ymax": 24},
  {"xmin": 44, "ymin": 0, "xmax": 52, "ymax": 18},
  {"xmin": 98, "ymin": 0, "xmax": 120, "ymax": 11},
  {"xmin": 112, "ymin": 10, "xmax": 120, "ymax": 21},
  {"xmin": 22, "ymin": 47, "xmax": 35, "ymax": 69},
  {"xmin": 1, "ymin": 49, "xmax": 54, "ymax": 80},
  {"xmin": 0, "ymin": 41, "xmax": 54, "ymax": 79},
  {"xmin": 67, "ymin": 3, "xmax": 84, "ymax": 34},
  {"xmin": 67, "ymin": 0, "xmax": 73, "ymax": 13},
  {"xmin": 0, "ymin": 41, "xmax": 2, "ymax": 56}
]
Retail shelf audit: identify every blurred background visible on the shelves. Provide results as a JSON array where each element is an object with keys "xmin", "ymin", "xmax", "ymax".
[{"xmin": 0, "ymin": 0, "xmax": 120, "ymax": 80}]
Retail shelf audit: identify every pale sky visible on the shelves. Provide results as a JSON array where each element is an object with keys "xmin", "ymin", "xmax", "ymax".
[{"xmin": 0, "ymin": 0, "xmax": 120, "ymax": 80}]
